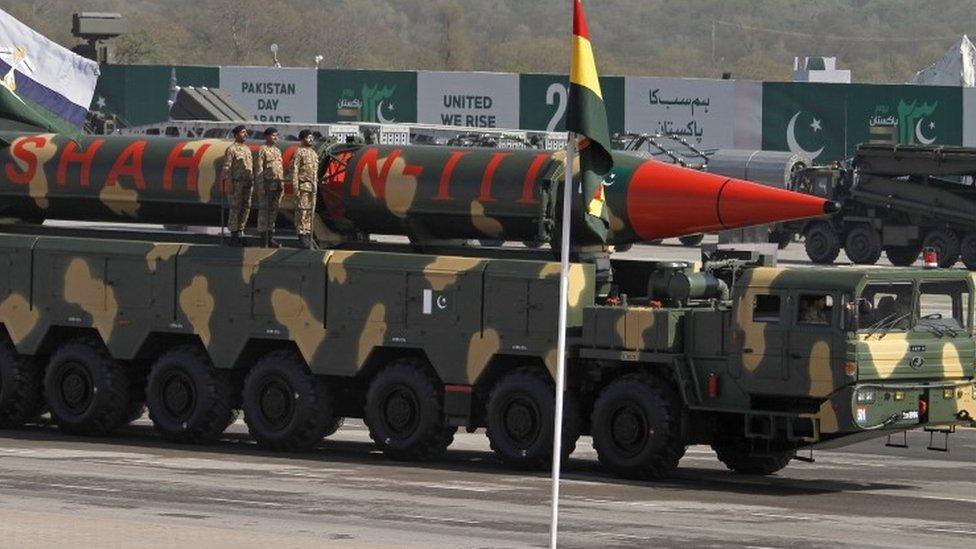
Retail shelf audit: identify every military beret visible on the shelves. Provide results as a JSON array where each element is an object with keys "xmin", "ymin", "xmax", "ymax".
[
  {"xmin": 298, "ymin": 129, "xmax": 313, "ymax": 140},
  {"xmin": 264, "ymin": 127, "xmax": 278, "ymax": 136},
  {"xmin": 232, "ymin": 124, "xmax": 247, "ymax": 134}
]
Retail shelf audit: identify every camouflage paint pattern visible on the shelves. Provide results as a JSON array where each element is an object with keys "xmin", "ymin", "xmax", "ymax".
[
  {"xmin": 0, "ymin": 132, "xmax": 832, "ymax": 245},
  {"xmin": 291, "ymin": 145, "xmax": 319, "ymax": 235},
  {"xmin": 222, "ymin": 142, "xmax": 255, "ymax": 232},
  {"xmin": 578, "ymin": 265, "xmax": 975, "ymax": 442},
  {"xmin": 0, "ymin": 234, "xmax": 594, "ymax": 389},
  {"xmin": 255, "ymin": 143, "xmax": 284, "ymax": 232}
]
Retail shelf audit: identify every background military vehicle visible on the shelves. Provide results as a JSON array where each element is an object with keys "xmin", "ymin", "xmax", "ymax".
[
  {"xmin": 757, "ymin": 144, "xmax": 976, "ymax": 269},
  {"xmin": 0, "ymin": 232, "xmax": 972, "ymax": 479}
]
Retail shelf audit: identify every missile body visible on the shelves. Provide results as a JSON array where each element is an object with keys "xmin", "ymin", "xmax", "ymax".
[{"xmin": 0, "ymin": 132, "xmax": 833, "ymax": 246}]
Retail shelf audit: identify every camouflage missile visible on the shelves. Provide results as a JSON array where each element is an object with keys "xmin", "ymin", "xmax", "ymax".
[
  {"xmin": 321, "ymin": 144, "xmax": 836, "ymax": 245},
  {"xmin": 0, "ymin": 132, "xmax": 834, "ymax": 246}
]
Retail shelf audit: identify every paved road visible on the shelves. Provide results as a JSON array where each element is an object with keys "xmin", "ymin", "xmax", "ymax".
[{"xmin": 0, "ymin": 417, "xmax": 973, "ymax": 549}]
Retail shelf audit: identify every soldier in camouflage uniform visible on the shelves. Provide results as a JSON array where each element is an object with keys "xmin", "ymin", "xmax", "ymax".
[
  {"xmin": 292, "ymin": 129, "xmax": 319, "ymax": 250},
  {"xmin": 220, "ymin": 125, "xmax": 254, "ymax": 247},
  {"xmin": 255, "ymin": 127, "xmax": 283, "ymax": 248}
]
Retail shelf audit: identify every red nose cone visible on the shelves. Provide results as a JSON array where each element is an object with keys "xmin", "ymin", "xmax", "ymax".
[{"xmin": 626, "ymin": 159, "xmax": 832, "ymax": 241}]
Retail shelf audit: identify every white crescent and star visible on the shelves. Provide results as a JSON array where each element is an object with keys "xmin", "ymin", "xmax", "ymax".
[
  {"xmin": 786, "ymin": 111, "xmax": 825, "ymax": 160},
  {"xmin": 376, "ymin": 100, "xmax": 396, "ymax": 124},
  {"xmin": 915, "ymin": 118, "xmax": 937, "ymax": 145},
  {"xmin": 436, "ymin": 295, "xmax": 448, "ymax": 309}
]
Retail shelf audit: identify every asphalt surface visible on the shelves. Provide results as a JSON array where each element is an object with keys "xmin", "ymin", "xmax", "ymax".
[
  {"xmin": 0, "ymin": 417, "xmax": 973, "ymax": 549},
  {"xmin": 1, "ymin": 236, "xmax": 973, "ymax": 548}
]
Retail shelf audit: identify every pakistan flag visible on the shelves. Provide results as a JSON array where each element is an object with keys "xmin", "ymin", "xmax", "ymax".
[{"xmin": 762, "ymin": 83, "xmax": 847, "ymax": 163}]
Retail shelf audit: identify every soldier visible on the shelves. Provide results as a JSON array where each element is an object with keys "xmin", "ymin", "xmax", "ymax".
[
  {"xmin": 800, "ymin": 295, "xmax": 828, "ymax": 324},
  {"xmin": 220, "ymin": 125, "xmax": 254, "ymax": 247},
  {"xmin": 255, "ymin": 127, "xmax": 284, "ymax": 248},
  {"xmin": 292, "ymin": 129, "xmax": 320, "ymax": 250}
]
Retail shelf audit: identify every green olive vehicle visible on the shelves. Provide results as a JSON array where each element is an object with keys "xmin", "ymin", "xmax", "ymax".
[{"xmin": 0, "ymin": 232, "xmax": 972, "ymax": 478}]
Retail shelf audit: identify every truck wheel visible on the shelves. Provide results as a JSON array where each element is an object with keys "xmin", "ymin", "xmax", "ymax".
[
  {"xmin": 365, "ymin": 358, "xmax": 455, "ymax": 461},
  {"xmin": 678, "ymin": 234, "xmax": 704, "ymax": 247},
  {"xmin": 922, "ymin": 229, "xmax": 961, "ymax": 267},
  {"xmin": 960, "ymin": 233, "xmax": 976, "ymax": 270},
  {"xmin": 591, "ymin": 373, "xmax": 684, "ymax": 479},
  {"xmin": 323, "ymin": 416, "xmax": 345, "ymax": 438},
  {"xmin": 884, "ymin": 245, "xmax": 921, "ymax": 267},
  {"xmin": 0, "ymin": 335, "xmax": 44, "ymax": 428},
  {"xmin": 769, "ymin": 231, "xmax": 792, "ymax": 250},
  {"xmin": 242, "ymin": 350, "xmax": 334, "ymax": 451},
  {"xmin": 146, "ymin": 345, "xmax": 238, "ymax": 444},
  {"xmin": 844, "ymin": 225, "xmax": 882, "ymax": 265},
  {"xmin": 44, "ymin": 338, "xmax": 131, "ymax": 436},
  {"xmin": 803, "ymin": 222, "xmax": 840, "ymax": 264},
  {"xmin": 485, "ymin": 367, "xmax": 580, "ymax": 470},
  {"xmin": 712, "ymin": 440, "xmax": 793, "ymax": 475}
]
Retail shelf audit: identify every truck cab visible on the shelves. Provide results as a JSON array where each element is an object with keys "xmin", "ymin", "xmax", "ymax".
[{"xmin": 731, "ymin": 267, "xmax": 975, "ymax": 444}]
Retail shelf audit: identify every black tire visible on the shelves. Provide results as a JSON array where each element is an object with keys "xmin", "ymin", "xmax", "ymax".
[
  {"xmin": 844, "ymin": 225, "xmax": 882, "ymax": 265},
  {"xmin": 769, "ymin": 231, "xmax": 792, "ymax": 250},
  {"xmin": 712, "ymin": 440, "xmax": 793, "ymax": 475},
  {"xmin": 678, "ymin": 234, "xmax": 705, "ymax": 247},
  {"xmin": 884, "ymin": 244, "xmax": 921, "ymax": 267},
  {"xmin": 323, "ymin": 416, "xmax": 345, "ymax": 438},
  {"xmin": 43, "ymin": 338, "xmax": 131, "ymax": 436},
  {"xmin": 0, "ymin": 335, "xmax": 44, "ymax": 428},
  {"xmin": 804, "ymin": 222, "xmax": 841, "ymax": 264},
  {"xmin": 146, "ymin": 345, "xmax": 238, "ymax": 444},
  {"xmin": 485, "ymin": 367, "xmax": 580, "ymax": 470},
  {"xmin": 242, "ymin": 350, "xmax": 334, "ymax": 451},
  {"xmin": 922, "ymin": 229, "xmax": 961, "ymax": 268},
  {"xmin": 365, "ymin": 358, "xmax": 455, "ymax": 461},
  {"xmin": 591, "ymin": 373, "xmax": 684, "ymax": 480},
  {"xmin": 960, "ymin": 232, "xmax": 976, "ymax": 270}
]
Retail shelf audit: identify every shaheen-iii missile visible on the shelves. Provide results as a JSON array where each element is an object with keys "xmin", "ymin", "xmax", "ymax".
[{"xmin": 0, "ymin": 132, "xmax": 834, "ymax": 246}]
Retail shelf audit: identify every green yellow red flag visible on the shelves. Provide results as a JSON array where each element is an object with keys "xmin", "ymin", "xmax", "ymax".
[{"xmin": 567, "ymin": 0, "xmax": 613, "ymax": 241}]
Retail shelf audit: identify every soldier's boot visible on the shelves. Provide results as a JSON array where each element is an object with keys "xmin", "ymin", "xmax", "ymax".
[
  {"xmin": 229, "ymin": 231, "xmax": 244, "ymax": 247},
  {"xmin": 266, "ymin": 232, "xmax": 281, "ymax": 249}
]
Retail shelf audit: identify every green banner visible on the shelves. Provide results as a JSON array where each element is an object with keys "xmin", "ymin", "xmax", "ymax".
[
  {"xmin": 763, "ymin": 82, "xmax": 964, "ymax": 162},
  {"xmin": 847, "ymin": 84, "xmax": 962, "ymax": 149},
  {"xmin": 762, "ymin": 82, "xmax": 848, "ymax": 163},
  {"xmin": 519, "ymin": 73, "xmax": 624, "ymax": 135},
  {"xmin": 317, "ymin": 69, "xmax": 417, "ymax": 124},
  {"xmin": 94, "ymin": 64, "xmax": 219, "ymax": 127}
]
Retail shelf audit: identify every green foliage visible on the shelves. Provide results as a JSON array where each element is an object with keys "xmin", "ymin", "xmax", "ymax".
[{"xmin": 0, "ymin": 0, "xmax": 973, "ymax": 82}]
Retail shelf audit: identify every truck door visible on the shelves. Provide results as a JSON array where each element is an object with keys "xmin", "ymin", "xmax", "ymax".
[
  {"xmin": 789, "ymin": 292, "xmax": 838, "ymax": 398},
  {"xmin": 732, "ymin": 288, "xmax": 789, "ymax": 381}
]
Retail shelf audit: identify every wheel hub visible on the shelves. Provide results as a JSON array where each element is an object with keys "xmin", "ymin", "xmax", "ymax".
[
  {"xmin": 383, "ymin": 388, "xmax": 417, "ymax": 435},
  {"xmin": 504, "ymin": 398, "xmax": 538, "ymax": 443},
  {"xmin": 59, "ymin": 364, "xmax": 92, "ymax": 412},
  {"xmin": 259, "ymin": 378, "xmax": 293, "ymax": 427},
  {"xmin": 162, "ymin": 373, "xmax": 194, "ymax": 417},
  {"xmin": 610, "ymin": 404, "xmax": 648, "ymax": 455}
]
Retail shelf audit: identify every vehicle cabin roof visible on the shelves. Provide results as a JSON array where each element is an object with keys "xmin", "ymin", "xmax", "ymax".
[{"xmin": 735, "ymin": 267, "xmax": 974, "ymax": 293}]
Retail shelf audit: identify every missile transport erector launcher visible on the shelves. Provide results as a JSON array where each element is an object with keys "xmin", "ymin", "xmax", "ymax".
[
  {"xmin": 0, "ymin": 234, "xmax": 972, "ymax": 478},
  {"xmin": 0, "ymin": 126, "xmax": 971, "ymax": 478}
]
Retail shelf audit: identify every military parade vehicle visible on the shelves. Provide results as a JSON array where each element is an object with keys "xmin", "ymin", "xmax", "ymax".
[
  {"xmin": 0, "ymin": 120, "xmax": 972, "ymax": 479},
  {"xmin": 769, "ymin": 144, "xmax": 976, "ymax": 269},
  {"xmin": 0, "ymin": 232, "xmax": 972, "ymax": 478}
]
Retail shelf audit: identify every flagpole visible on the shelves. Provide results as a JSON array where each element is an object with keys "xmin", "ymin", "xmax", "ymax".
[{"xmin": 549, "ymin": 131, "xmax": 576, "ymax": 549}]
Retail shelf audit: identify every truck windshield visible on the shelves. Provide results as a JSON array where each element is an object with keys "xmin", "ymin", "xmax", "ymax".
[
  {"xmin": 856, "ymin": 281, "xmax": 913, "ymax": 333},
  {"xmin": 918, "ymin": 281, "xmax": 971, "ymax": 334}
]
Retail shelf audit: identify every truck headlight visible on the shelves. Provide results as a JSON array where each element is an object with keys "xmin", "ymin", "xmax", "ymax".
[{"xmin": 856, "ymin": 388, "xmax": 876, "ymax": 404}]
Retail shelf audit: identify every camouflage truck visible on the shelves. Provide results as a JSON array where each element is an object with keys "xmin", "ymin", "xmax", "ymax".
[{"xmin": 0, "ymin": 235, "xmax": 972, "ymax": 479}]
